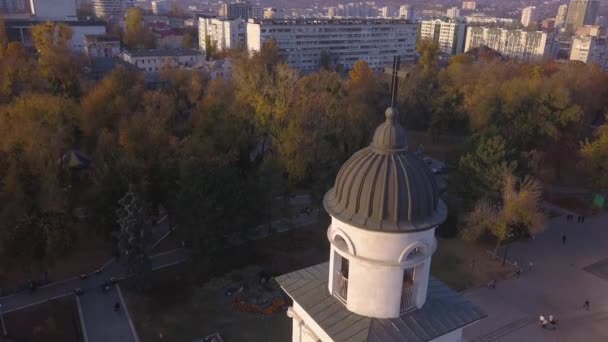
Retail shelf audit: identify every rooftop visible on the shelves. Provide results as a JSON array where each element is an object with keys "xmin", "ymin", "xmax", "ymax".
[
  {"xmin": 276, "ymin": 262, "xmax": 486, "ymax": 342},
  {"xmin": 323, "ymin": 108, "xmax": 447, "ymax": 233},
  {"xmin": 248, "ymin": 18, "xmax": 414, "ymax": 25},
  {"xmin": 84, "ymin": 34, "xmax": 120, "ymax": 43},
  {"xmin": 122, "ymin": 49, "xmax": 202, "ymax": 58}
]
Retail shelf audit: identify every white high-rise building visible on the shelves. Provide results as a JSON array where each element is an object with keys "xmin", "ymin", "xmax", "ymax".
[
  {"xmin": 446, "ymin": 7, "xmax": 460, "ymax": 19},
  {"xmin": 420, "ymin": 19, "xmax": 467, "ymax": 55},
  {"xmin": 93, "ymin": 0, "xmax": 131, "ymax": 19},
  {"xmin": 263, "ymin": 7, "xmax": 284, "ymax": 19},
  {"xmin": 565, "ymin": 0, "xmax": 600, "ymax": 31},
  {"xmin": 465, "ymin": 26, "xmax": 556, "ymax": 62},
  {"xmin": 521, "ymin": 6, "xmax": 537, "ymax": 27},
  {"xmin": 462, "ymin": 1, "xmax": 476, "ymax": 10},
  {"xmin": 570, "ymin": 35, "xmax": 608, "ymax": 70},
  {"xmin": 277, "ymin": 106, "xmax": 485, "ymax": 342},
  {"xmin": 555, "ymin": 4, "xmax": 568, "ymax": 27},
  {"xmin": 380, "ymin": 6, "xmax": 394, "ymax": 18},
  {"xmin": 199, "ymin": 17, "xmax": 247, "ymax": 55},
  {"xmin": 219, "ymin": 0, "xmax": 262, "ymax": 20},
  {"xmin": 399, "ymin": 5, "xmax": 414, "ymax": 20},
  {"xmin": 151, "ymin": 0, "xmax": 170, "ymax": 15},
  {"xmin": 246, "ymin": 18, "xmax": 418, "ymax": 72}
]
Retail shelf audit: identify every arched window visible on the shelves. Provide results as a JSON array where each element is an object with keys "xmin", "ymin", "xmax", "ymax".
[
  {"xmin": 406, "ymin": 246, "xmax": 425, "ymax": 261},
  {"xmin": 333, "ymin": 235, "xmax": 348, "ymax": 252}
]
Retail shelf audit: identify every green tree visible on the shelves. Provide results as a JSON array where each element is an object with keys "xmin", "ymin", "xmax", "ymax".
[
  {"xmin": 580, "ymin": 123, "xmax": 608, "ymax": 188},
  {"xmin": 457, "ymin": 133, "xmax": 517, "ymax": 204}
]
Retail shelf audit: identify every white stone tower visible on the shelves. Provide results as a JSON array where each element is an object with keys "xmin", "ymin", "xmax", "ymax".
[
  {"xmin": 276, "ymin": 107, "xmax": 484, "ymax": 342},
  {"xmin": 323, "ymin": 107, "xmax": 446, "ymax": 319}
]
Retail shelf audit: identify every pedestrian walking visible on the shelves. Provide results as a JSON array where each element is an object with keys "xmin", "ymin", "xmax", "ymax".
[
  {"xmin": 528, "ymin": 261, "xmax": 534, "ymax": 271},
  {"xmin": 581, "ymin": 215, "xmax": 585, "ymax": 223},
  {"xmin": 539, "ymin": 315, "xmax": 547, "ymax": 328},
  {"xmin": 562, "ymin": 235, "xmax": 567, "ymax": 245},
  {"xmin": 549, "ymin": 315, "xmax": 557, "ymax": 329},
  {"xmin": 584, "ymin": 299, "xmax": 590, "ymax": 310},
  {"xmin": 114, "ymin": 302, "xmax": 121, "ymax": 312}
]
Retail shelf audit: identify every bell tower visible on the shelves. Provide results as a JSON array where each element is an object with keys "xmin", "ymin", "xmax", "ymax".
[{"xmin": 323, "ymin": 107, "xmax": 446, "ymax": 318}]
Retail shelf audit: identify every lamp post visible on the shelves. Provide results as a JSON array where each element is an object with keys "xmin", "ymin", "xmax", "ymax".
[{"xmin": 0, "ymin": 303, "xmax": 7, "ymax": 337}]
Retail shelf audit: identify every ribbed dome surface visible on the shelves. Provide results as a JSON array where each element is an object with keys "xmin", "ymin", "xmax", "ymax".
[{"xmin": 323, "ymin": 108, "xmax": 447, "ymax": 232}]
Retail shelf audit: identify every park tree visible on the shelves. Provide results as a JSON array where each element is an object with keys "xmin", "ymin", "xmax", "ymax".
[
  {"xmin": 0, "ymin": 14, "xmax": 7, "ymax": 57},
  {"xmin": 0, "ymin": 94, "xmax": 78, "ymax": 219},
  {"xmin": 0, "ymin": 211, "xmax": 76, "ymax": 272},
  {"xmin": 31, "ymin": 22, "xmax": 81, "ymax": 97},
  {"xmin": 456, "ymin": 133, "xmax": 517, "ymax": 204},
  {"xmin": 123, "ymin": 7, "xmax": 156, "ymax": 49},
  {"xmin": 0, "ymin": 42, "xmax": 38, "ymax": 103},
  {"xmin": 81, "ymin": 65, "xmax": 146, "ymax": 142},
  {"xmin": 461, "ymin": 174, "xmax": 544, "ymax": 253},
  {"xmin": 580, "ymin": 122, "xmax": 608, "ymax": 188},
  {"xmin": 115, "ymin": 185, "xmax": 150, "ymax": 289}
]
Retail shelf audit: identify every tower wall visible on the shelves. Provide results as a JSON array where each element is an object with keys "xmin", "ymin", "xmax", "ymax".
[{"xmin": 327, "ymin": 216, "xmax": 437, "ymax": 318}]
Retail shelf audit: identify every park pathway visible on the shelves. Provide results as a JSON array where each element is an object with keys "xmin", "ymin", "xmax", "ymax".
[
  {"xmin": 463, "ymin": 208, "xmax": 608, "ymax": 342},
  {"xmin": 0, "ymin": 217, "xmax": 189, "ymax": 342},
  {"xmin": 1, "ymin": 194, "xmax": 320, "ymax": 341}
]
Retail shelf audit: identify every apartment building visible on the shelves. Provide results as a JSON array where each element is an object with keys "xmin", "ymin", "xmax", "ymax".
[
  {"xmin": 464, "ymin": 26, "xmax": 555, "ymax": 62},
  {"xmin": 420, "ymin": 19, "xmax": 466, "ymax": 55}
]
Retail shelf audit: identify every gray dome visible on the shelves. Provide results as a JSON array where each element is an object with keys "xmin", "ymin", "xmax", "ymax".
[{"xmin": 323, "ymin": 108, "xmax": 446, "ymax": 233}]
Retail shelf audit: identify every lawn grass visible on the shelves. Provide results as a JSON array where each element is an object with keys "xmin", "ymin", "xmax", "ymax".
[{"xmin": 125, "ymin": 264, "xmax": 291, "ymax": 342}]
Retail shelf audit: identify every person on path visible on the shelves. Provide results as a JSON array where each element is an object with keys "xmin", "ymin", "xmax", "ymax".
[
  {"xmin": 528, "ymin": 261, "xmax": 534, "ymax": 271},
  {"xmin": 114, "ymin": 302, "xmax": 121, "ymax": 312},
  {"xmin": 584, "ymin": 299, "xmax": 590, "ymax": 310},
  {"xmin": 549, "ymin": 315, "xmax": 556, "ymax": 329},
  {"xmin": 562, "ymin": 235, "xmax": 567, "ymax": 245},
  {"xmin": 581, "ymin": 215, "xmax": 585, "ymax": 223},
  {"xmin": 539, "ymin": 315, "xmax": 547, "ymax": 328}
]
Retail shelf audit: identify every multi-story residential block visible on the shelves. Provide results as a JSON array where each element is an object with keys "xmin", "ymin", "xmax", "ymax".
[
  {"xmin": 462, "ymin": 1, "xmax": 476, "ymax": 10},
  {"xmin": 576, "ymin": 25, "xmax": 605, "ymax": 37},
  {"xmin": 5, "ymin": 19, "xmax": 106, "ymax": 52},
  {"xmin": 570, "ymin": 35, "xmax": 608, "ymax": 70},
  {"xmin": 151, "ymin": 0, "xmax": 170, "ymax": 15},
  {"xmin": 84, "ymin": 34, "xmax": 121, "ymax": 58},
  {"xmin": 29, "ymin": 0, "xmax": 77, "ymax": 20},
  {"xmin": 521, "ymin": 6, "xmax": 537, "ymax": 27},
  {"xmin": 446, "ymin": 7, "xmax": 460, "ymax": 20},
  {"xmin": 246, "ymin": 18, "xmax": 418, "ymax": 72},
  {"xmin": 399, "ymin": 5, "xmax": 414, "ymax": 20},
  {"xmin": 198, "ymin": 17, "xmax": 247, "ymax": 54},
  {"xmin": 0, "ymin": 0, "xmax": 29, "ymax": 13},
  {"xmin": 420, "ymin": 19, "xmax": 466, "ymax": 56},
  {"xmin": 93, "ymin": 0, "xmax": 132, "ymax": 19},
  {"xmin": 464, "ymin": 26, "xmax": 555, "ymax": 62},
  {"xmin": 464, "ymin": 15, "xmax": 514, "ymax": 24},
  {"xmin": 263, "ymin": 8, "xmax": 284, "ymax": 19},
  {"xmin": 219, "ymin": 0, "xmax": 262, "ymax": 20},
  {"xmin": 596, "ymin": 16, "xmax": 608, "ymax": 28},
  {"xmin": 565, "ymin": 0, "xmax": 599, "ymax": 32},
  {"xmin": 555, "ymin": 4, "xmax": 568, "ymax": 27},
  {"xmin": 121, "ymin": 49, "xmax": 203, "ymax": 74},
  {"xmin": 380, "ymin": 6, "xmax": 394, "ymax": 19}
]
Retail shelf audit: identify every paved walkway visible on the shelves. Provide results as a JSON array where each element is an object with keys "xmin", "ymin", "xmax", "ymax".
[
  {"xmin": 0, "ymin": 217, "xmax": 188, "ymax": 342},
  {"xmin": 463, "ymin": 210, "xmax": 608, "ymax": 342}
]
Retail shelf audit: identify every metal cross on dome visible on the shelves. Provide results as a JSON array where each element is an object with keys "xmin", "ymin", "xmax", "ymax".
[{"xmin": 384, "ymin": 56, "xmax": 409, "ymax": 109}]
